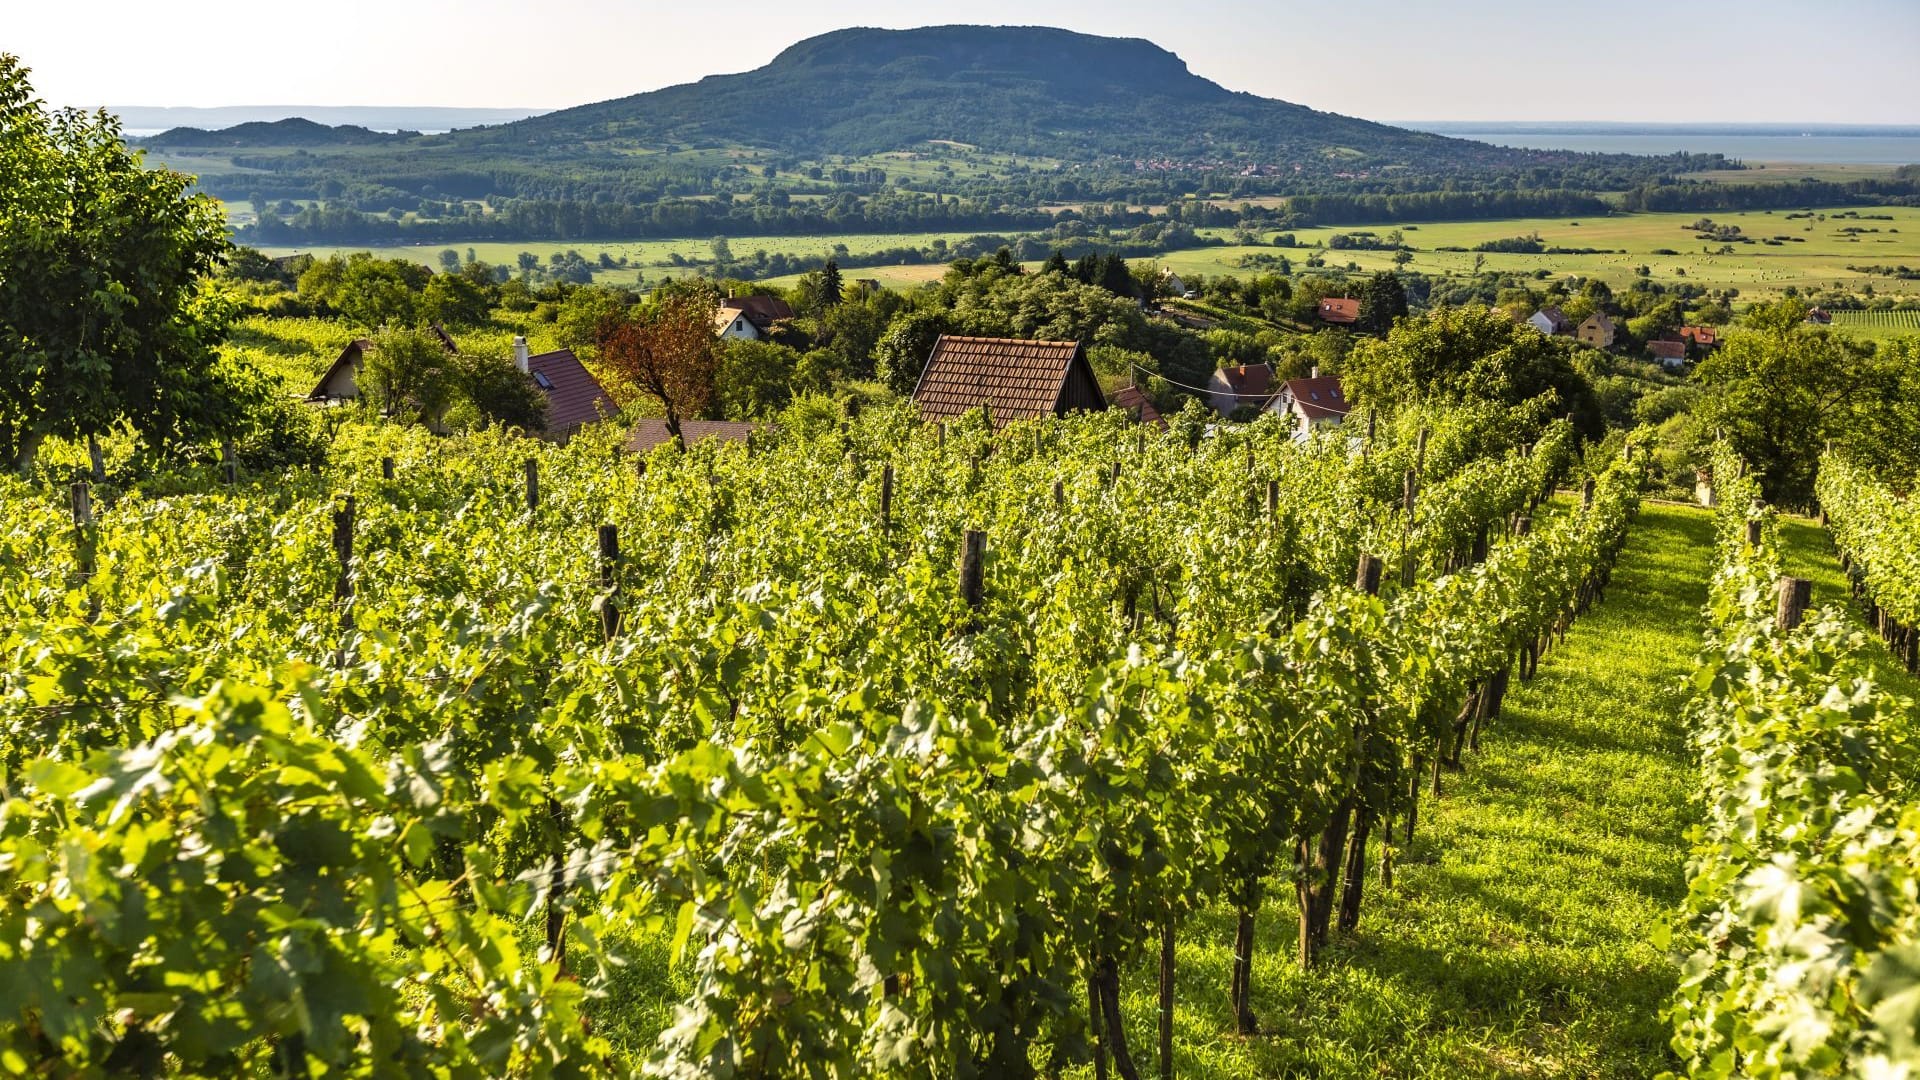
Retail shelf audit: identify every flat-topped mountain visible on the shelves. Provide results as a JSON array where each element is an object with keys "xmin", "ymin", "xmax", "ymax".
[
  {"xmin": 144, "ymin": 117, "xmax": 410, "ymax": 148},
  {"xmin": 466, "ymin": 25, "xmax": 1523, "ymax": 166}
]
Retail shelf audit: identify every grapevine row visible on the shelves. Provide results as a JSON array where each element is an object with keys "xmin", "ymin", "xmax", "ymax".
[{"xmin": 1816, "ymin": 451, "xmax": 1920, "ymax": 671}]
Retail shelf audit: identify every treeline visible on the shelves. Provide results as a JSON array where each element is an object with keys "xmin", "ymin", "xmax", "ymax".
[
  {"xmin": 1618, "ymin": 177, "xmax": 1920, "ymax": 213},
  {"xmin": 1280, "ymin": 188, "xmax": 1612, "ymax": 227}
]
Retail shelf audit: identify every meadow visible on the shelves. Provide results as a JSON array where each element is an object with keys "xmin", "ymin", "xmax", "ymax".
[{"xmin": 1179, "ymin": 206, "xmax": 1920, "ymax": 300}]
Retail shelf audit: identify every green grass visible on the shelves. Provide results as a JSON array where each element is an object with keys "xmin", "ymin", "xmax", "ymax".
[
  {"xmin": 1775, "ymin": 513, "xmax": 1920, "ymax": 700},
  {"xmin": 1094, "ymin": 501, "xmax": 1712, "ymax": 1077},
  {"xmin": 1172, "ymin": 206, "xmax": 1920, "ymax": 303}
]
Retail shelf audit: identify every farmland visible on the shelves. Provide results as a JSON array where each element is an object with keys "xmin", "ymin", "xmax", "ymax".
[
  {"xmin": 1177, "ymin": 206, "xmax": 1920, "ymax": 300},
  {"xmin": 1829, "ymin": 307, "xmax": 1920, "ymax": 339}
]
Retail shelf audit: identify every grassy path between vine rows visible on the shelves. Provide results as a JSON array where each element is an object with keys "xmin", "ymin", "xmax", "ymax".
[
  {"xmin": 1111, "ymin": 502, "xmax": 1715, "ymax": 1078},
  {"xmin": 1776, "ymin": 513, "xmax": 1920, "ymax": 701}
]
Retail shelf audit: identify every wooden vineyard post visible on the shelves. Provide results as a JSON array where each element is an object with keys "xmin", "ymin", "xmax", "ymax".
[
  {"xmin": 1266, "ymin": 479, "xmax": 1279, "ymax": 520},
  {"xmin": 1746, "ymin": 518, "xmax": 1763, "ymax": 549},
  {"xmin": 1582, "ymin": 478, "xmax": 1596, "ymax": 510},
  {"xmin": 69, "ymin": 482, "xmax": 99, "ymax": 620},
  {"xmin": 1335, "ymin": 555, "xmax": 1383, "ymax": 934},
  {"xmin": 959, "ymin": 530, "xmax": 986, "ymax": 612},
  {"xmin": 1401, "ymin": 467, "xmax": 1418, "ymax": 587},
  {"xmin": 1052, "ymin": 479, "xmax": 1065, "ymax": 508},
  {"xmin": 597, "ymin": 524, "xmax": 622, "ymax": 642},
  {"xmin": 1416, "ymin": 427, "xmax": 1430, "ymax": 474},
  {"xmin": 381, "ymin": 456, "xmax": 395, "ymax": 481},
  {"xmin": 1109, "ymin": 460, "xmax": 1122, "ymax": 488},
  {"xmin": 332, "ymin": 495, "xmax": 355, "ymax": 668},
  {"xmin": 223, "ymin": 460, "xmax": 239, "ymax": 486},
  {"xmin": 1775, "ymin": 576, "xmax": 1811, "ymax": 633},
  {"xmin": 524, "ymin": 459, "xmax": 540, "ymax": 513},
  {"xmin": 880, "ymin": 465, "xmax": 894, "ymax": 538}
]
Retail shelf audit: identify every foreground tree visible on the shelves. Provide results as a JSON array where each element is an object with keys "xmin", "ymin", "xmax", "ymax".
[
  {"xmin": 1, "ymin": 54, "xmax": 239, "ymax": 473},
  {"xmin": 596, "ymin": 280, "xmax": 721, "ymax": 439}
]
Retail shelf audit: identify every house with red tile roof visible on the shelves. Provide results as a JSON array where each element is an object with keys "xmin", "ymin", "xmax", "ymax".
[
  {"xmin": 1206, "ymin": 364, "xmax": 1273, "ymax": 417},
  {"xmin": 911, "ymin": 335, "xmax": 1107, "ymax": 428},
  {"xmin": 1680, "ymin": 325, "xmax": 1718, "ymax": 349},
  {"xmin": 1106, "ymin": 384, "xmax": 1165, "ymax": 428},
  {"xmin": 1263, "ymin": 373, "xmax": 1350, "ymax": 441},
  {"xmin": 1318, "ymin": 297, "xmax": 1360, "ymax": 325},
  {"xmin": 1647, "ymin": 338, "xmax": 1689, "ymax": 369},
  {"xmin": 720, "ymin": 294, "xmax": 794, "ymax": 333},
  {"xmin": 514, "ymin": 336, "xmax": 616, "ymax": 437}
]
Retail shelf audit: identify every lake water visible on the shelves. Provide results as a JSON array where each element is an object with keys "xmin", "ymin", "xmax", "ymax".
[{"xmin": 1407, "ymin": 130, "xmax": 1920, "ymax": 165}]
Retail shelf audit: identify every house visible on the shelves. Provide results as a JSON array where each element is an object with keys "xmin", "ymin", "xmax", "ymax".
[
  {"xmin": 514, "ymin": 336, "xmax": 616, "ymax": 436},
  {"xmin": 1263, "ymin": 370, "xmax": 1350, "ymax": 441},
  {"xmin": 1529, "ymin": 306, "xmax": 1575, "ymax": 336},
  {"xmin": 1318, "ymin": 297, "xmax": 1360, "ymax": 325},
  {"xmin": 1647, "ymin": 338, "xmax": 1689, "ymax": 369},
  {"xmin": 713, "ymin": 308, "xmax": 760, "ymax": 340},
  {"xmin": 1806, "ymin": 307, "xmax": 1833, "ymax": 325},
  {"xmin": 1161, "ymin": 269, "xmax": 1193, "ymax": 299},
  {"xmin": 1107, "ymin": 384, "xmax": 1165, "ymax": 428},
  {"xmin": 1577, "ymin": 312, "xmax": 1616, "ymax": 349},
  {"xmin": 627, "ymin": 418, "xmax": 767, "ymax": 454},
  {"xmin": 308, "ymin": 338, "xmax": 376, "ymax": 403},
  {"xmin": 911, "ymin": 335, "xmax": 1107, "ymax": 428},
  {"xmin": 719, "ymin": 294, "xmax": 794, "ymax": 334},
  {"xmin": 1206, "ymin": 363, "xmax": 1273, "ymax": 417},
  {"xmin": 1680, "ymin": 325, "xmax": 1719, "ymax": 349}
]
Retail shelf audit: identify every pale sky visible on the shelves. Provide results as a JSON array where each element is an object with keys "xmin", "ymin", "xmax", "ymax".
[{"xmin": 12, "ymin": 0, "xmax": 1919, "ymax": 123}]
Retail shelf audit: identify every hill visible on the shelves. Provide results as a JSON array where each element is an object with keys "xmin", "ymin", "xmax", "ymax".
[
  {"xmin": 462, "ymin": 25, "xmax": 1525, "ymax": 167},
  {"xmin": 144, "ymin": 117, "xmax": 410, "ymax": 148}
]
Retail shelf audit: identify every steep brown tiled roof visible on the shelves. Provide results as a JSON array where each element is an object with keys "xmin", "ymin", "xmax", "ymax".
[
  {"xmin": 1648, "ymin": 339, "xmax": 1688, "ymax": 361},
  {"xmin": 1318, "ymin": 297, "xmax": 1360, "ymax": 324},
  {"xmin": 1215, "ymin": 364, "xmax": 1273, "ymax": 401},
  {"xmin": 626, "ymin": 418, "xmax": 767, "ymax": 454},
  {"xmin": 720, "ymin": 295, "xmax": 794, "ymax": 330},
  {"xmin": 1274, "ymin": 375, "xmax": 1351, "ymax": 422},
  {"xmin": 912, "ymin": 335, "xmax": 1106, "ymax": 428},
  {"xmin": 526, "ymin": 348, "xmax": 615, "ymax": 433},
  {"xmin": 1107, "ymin": 384, "xmax": 1165, "ymax": 428}
]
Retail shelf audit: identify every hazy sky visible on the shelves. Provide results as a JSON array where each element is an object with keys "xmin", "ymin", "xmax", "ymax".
[{"xmin": 14, "ymin": 0, "xmax": 1918, "ymax": 123}]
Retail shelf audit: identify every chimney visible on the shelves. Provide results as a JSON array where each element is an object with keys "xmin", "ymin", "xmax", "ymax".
[
  {"xmin": 513, "ymin": 336, "xmax": 530, "ymax": 374},
  {"xmin": 1310, "ymin": 365, "xmax": 1320, "ymax": 379}
]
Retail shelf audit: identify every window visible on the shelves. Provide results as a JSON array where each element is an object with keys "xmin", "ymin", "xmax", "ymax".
[{"xmin": 533, "ymin": 371, "xmax": 554, "ymax": 390}]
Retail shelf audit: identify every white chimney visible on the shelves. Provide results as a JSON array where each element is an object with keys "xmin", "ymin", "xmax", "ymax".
[
  {"xmin": 512, "ymin": 336, "xmax": 530, "ymax": 374},
  {"xmin": 1310, "ymin": 365, "xmax": 1320, "ymax": 379}
]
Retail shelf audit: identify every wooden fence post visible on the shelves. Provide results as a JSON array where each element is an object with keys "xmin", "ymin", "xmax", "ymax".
[
  {"xmin": 880, "ymin": 465, "xmax": 894, "ymax": 537},
  {"xmin": 959, "ymin": 530, "xmax": 986, "ymax": 611},
  {"xmin": 597, "ymin": 524, "xmax": 622, "ymax": 642},
  {"xmin": 1775, "ymin": 576, "xmax": 1812, "ymax": 633}
]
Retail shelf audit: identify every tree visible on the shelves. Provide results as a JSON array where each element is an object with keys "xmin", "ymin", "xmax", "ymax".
[
  {"xmin": 714, "ymin": 339, "xmax": 800, "ymax": 419},
  {"xmin": 1359, "ymin": 271, "xmax": 1408, "ymax": 335},
  {"xmin": 437, "ymin": 249, "xmax": 461, "ymax": 272},
  {"xmin": 1042, "ymin": 249, "xmax": 1069, "ymax": 275},
  {"xmin": 595, "ymin": 280, "xmax": 721, "ymax": 439},
  {"xmin": 1342, "ymin": 306, "xmax": 1602, "ymax": 437},
  {"xmin": 817, "ymin": 259, "xmax": 845, "ymax": 308},
  {"xmin": 419, "ymin": 272, "xmax": 492, "ymax": 328},
  {"xmin": 360, "ymin": 328, "xmax": 458, "ymax": 425},
  {"xmin": 1694, "ymin": 300, "xmax": 1890, "ymax": 505},
  {"xmin": 456, "ymin": 352, "xmax": 548, "ymax": 431},
  {"xmin": 874, "ymin": 309, "xmax": 950, "ymax": 396},
  {"xmin": 1, "ymin": 54, "xmax": 242, "ymax": 473}
]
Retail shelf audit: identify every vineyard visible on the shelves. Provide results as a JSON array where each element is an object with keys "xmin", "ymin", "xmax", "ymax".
[
  {"xmin": 1665, "ymin": 447, "xmax": 1920, "ymax": 1077},
  {"xmin": 1830, "ymin": 309, "xmax": 1920, "ymax": 336},
  {"xmin": 0, "ymin": 402, "xmax": 1654, "ymax": 1077}
]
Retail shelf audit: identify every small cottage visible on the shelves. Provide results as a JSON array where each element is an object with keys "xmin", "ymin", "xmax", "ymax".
[
  {"xmin": 1206, "ymin": 364, "xmax": 1274, "ymax": 417},
  {"xmin": 1264, "ymin": 372, "xmax": 1350, "ymax": 441},
  {"xmin": 1529, "ymin": 307, "xmax": 1575, "ymax": 337},
  {"xmin": 1577, "ymin": 312, "xmax": 1616, "ymax": 349},
  {"xmin": 1318, "ymin": 297, "xmax": 1360, "ymax": 325}
]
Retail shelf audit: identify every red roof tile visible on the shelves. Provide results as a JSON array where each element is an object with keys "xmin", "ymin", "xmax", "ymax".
[
  {"xmin": 1107, "ymin": 384, "xmax": 1165, "ymax": 428},
  {"xmin": 1680, "ymin": 325, "xmax": 1717, "ymax": 345},
  {"xmin": 526, "ymin": 348, "xmax": 615, "ymax": 433},
  {"xmin": 1272, "ymin": 375, "xmax": 1351, "ymax": 422},
  {"xmin": 1318, "ymin": 297, "xmax": 1360, "ymax": 324},
  {"xmin": 912, "ymin": 335, "xmax": 1107, "ymax": 428},
  {"xmin": 720, "ymin": 295, "xmax": 794, "ymax": 330},
  {"xmin": 1648, "ymin": 339, "xmax": 1688, "ymax": 360},
  {"xmin": 626, "ymin": 418, "xmax": 766, "ymax": 453}
]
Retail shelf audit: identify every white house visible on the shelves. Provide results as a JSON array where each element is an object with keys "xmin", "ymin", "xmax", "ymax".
[
  {"xmin": 1263, "ymin": 371, "xmax": 1350, "ymax": 442},
  {"xmin": 1161, "ymin": 269, "xmax": 1194, "ymax": 299},
  {"xmin": 1528, "ymin": 306, "xmax": 1574, "ymax": 337},
  {"xmin": 713, "ymin": 308, "xmax": 760, "ymax": 340},
  {"xmin": 1206, "ymin": 364, "xmax": 1273, "ymax": 417}
]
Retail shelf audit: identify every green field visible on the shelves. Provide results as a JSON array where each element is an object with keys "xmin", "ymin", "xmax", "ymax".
[
  {"xmin": 1177, "ymin": 206, "xmax": 1920, "ymax": 300},
  {"xmin": 255, "ymin": 233, "xmax": 976, "ymax": 284}
]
